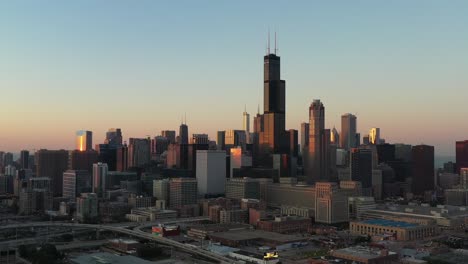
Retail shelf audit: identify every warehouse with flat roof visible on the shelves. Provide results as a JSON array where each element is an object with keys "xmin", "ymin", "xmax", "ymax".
[{"xmin": 350, "ymin": 219, "xmax": 438, "ymax": 241}]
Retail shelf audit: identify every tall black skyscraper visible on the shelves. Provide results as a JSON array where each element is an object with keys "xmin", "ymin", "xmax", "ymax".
[
  {"xmin": 179, "ymin": 123, "xmax": 188, "ymax": 145},
  {"xmin": 411, "ymin": 145, "xmax": 435, "ymax": 195},
  {"xmin": 20, "ymin": 150, "xmax": 29, "ymax": 169},
  {"xmin": 257, "ymin": 46, "xmax": 289, "ymax": 165},
  {"xmin": 350, "ymin": 148, "xmax": 373, "ymax": 191}
]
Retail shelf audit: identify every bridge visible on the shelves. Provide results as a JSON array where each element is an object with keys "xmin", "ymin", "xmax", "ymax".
[{"xmin": 0, "ymin": 220, "xmax": 235, "ymax": 264}]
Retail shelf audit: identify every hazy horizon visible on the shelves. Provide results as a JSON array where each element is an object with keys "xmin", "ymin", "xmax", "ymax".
[{"xmin": 1, "ymin": 1, "xmax": 467, "ymax": 156}]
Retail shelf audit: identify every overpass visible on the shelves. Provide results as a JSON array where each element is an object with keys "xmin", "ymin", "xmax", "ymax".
[{"xmin": 0, "ymin": 221, "xmax": 235, "ymax": 264}]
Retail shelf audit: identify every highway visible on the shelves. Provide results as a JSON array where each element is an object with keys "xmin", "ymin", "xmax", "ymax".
[{"xmin": 0, "ymin": 218, "xmax": 235, "ymax": 264}]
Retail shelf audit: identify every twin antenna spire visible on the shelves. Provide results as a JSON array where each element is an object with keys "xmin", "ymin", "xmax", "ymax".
[{"xmin": 266, "ymin": 29, "xmax": 278, "ymax": 55}]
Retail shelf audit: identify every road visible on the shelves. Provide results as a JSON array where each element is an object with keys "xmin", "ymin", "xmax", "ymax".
[{"xmin": 0, "ymin": 218, "xmax": 235, "ymax": 264}]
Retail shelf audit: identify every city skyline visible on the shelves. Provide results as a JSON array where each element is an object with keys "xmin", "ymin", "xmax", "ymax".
[{"xmin": 1, "ymin": 1, "xmax": 468, "ymax": 156}]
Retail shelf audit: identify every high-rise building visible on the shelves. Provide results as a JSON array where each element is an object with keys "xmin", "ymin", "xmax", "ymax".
[
  {"xmin": 369, "ymin": 128, "xmax": 380, "ymax": 145},
  {"xmin": 20, "ymin": 150, "xmax": 29, "ymax": 169},
  {"xmin": 96, "ymin": 144, "xmax": 117, "ymax": 171},
  {"xmin": 350, "ymin": 148, "xmax": 373, "ymax": 191},
  {"xmin": 230, "ymin": 147, "xmax": 253, "ymax": 178},
  {"xmin": 225, "ymin": 178, "xmax": 260, "ymax": 200},
  {"xmin": 69, "ymin": 150, "xmax": 99, "ymax": 172},
  {"xmin": 3, "ymin": 152, "xmax": 13, "ymax": 167},
  {"xmin": 36, "ymin": 149, "xmax": 69, "ymax": 196},
  {"xmin": 191, "ymin": 134, "xmax": 209, "ymax": 145},
  {"xmin": 116, "ymin": 144, "xmax": 128, "ymax": 172},
  {"xmin": 300, "ymin": 122, "xmax": 309, "ymax": 157},
  {"xmin": 394, "ymin": 144, "xmax": 412, "ymax": 162},
  {"xmin": 340, "ymin": 113, "xmax": 357, "ymax": 150},
  {"xmin": 411, "ymin": 145, "xmax": 435, "ymax": 195},
  {"xmin": 76, "ymin": 193, "xmax": 98, "ymax": 222},
  {"xmin": 315, "ymin": 182, "xmax": 349, "ymax": 224},
  {"xmin": 153, "ymin": 179, "xmax": 169, "ymax": 202},
  {"xmin": 459, "ymin": 168, "xmax": 468, "ymax": 189},
  {"xmin": 225, "ymin": 130, "xmax": 247, "ymax": 148},
  {"xmin": 256, "ymin": 50, "xmax": 289, "ymax": 162},
  {"xmin": 179, "ymin": 123, "xmax": 189, "ymax": 145},
  {"xmin": 196, "ymin": 150, "xmax": 226, "ymax": 196},
  {"xmin": 105, "ymin": 128, "xmax": 123, "ymax": 147},
  {"xmin": 76, "ymin": 130, "xmax": 93, "ymax": 151},
  {"xmin": 4, "ymin": 165, "xmax": 16, "ymax": 177},
  {"xmin": 169, "ymin": 178, "xmax": 197, "ymax": 208},
  {"xmin": 151, "ymin": 136, "xmax": 169, "ymax": 160},
  {"xmin": 62, "ymin": 170, "xmax": 91, "ymax": 199},
  {"xmin": 92, "ymin": 162, "xmax": 108, "ymax": 196},
  {"xmin": 305, "ymin": 100, "xmax": 330, "ymax": 183},
  {"xmin": 330, "ymin": 127, "xmax": 339, "ymax": 146},
  {"xmin": 456, "ymin": 140, "xmax": 468, "ymax": 174},
  {"xmin": 161, "ymin": 130, "xmax": 176, "ymax": 144},
  {"xmin": 0, "ymin": 151, "xmax": 4, "ymax": 171},
  {"xmin": 376, "ymin": 144, "xmax": 395, "ymax": 165},
  {"xmin": 128, "ymin": 138, "xmax": 151, "ymax": 168},
  {"xmin": 217, "ymin": 131, "xmax": 226, "ymax": 151},
  {"xmin": 0, "ymin": 175, "xmax": 13, "ymax": 194},
  {"xmin": 243, "ymin": 107, "xmax": 250, "ymax": 133},
  {"xmin": 288, "ymin": 129, "xmax": 299, "ymax": 158}
]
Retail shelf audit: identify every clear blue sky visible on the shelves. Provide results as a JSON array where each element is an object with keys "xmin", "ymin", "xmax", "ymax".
[{"xmin": 0, "ymin": 1, "xmax": 467, "ymax": 157}]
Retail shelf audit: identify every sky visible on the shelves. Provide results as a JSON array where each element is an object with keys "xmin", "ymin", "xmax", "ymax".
[{"xmin": 0, "ymin": 1, "xmax": 467, "ymax": 157}]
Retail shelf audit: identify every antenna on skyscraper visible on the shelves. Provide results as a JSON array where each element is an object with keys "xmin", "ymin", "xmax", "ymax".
[
  {"xmin": 274, "ymin": 31, "xmax": 277, "ymax": 54},
  {"xmin": 184, "ymin": 112, "xmax": 187, "ymax": 124},
  {"xmin": 267, "ymin": 29, "xmax": 270, "ymax": 54},
  {"xmin": 257, "ymin": 104, "xmax": 260, "ymax": 115}
]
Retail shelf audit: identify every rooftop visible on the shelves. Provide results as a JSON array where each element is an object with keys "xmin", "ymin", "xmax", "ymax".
[
  {"xmin": 361, "ymin": 219, "xmax": 418, "ymax": 228},
  {"xmin": 209, "ymin": 229, "xmax": 305, "ymax": 244},
  {"xmin": 71, "ymin": 252, "xmax": 153, "ymax": 264},
  {"xmin": 332, "ymin": 246, "xmax": 397, "ymax": 260}
]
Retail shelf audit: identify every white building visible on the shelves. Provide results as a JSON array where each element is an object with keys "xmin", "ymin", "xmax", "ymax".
[{"xmin": 196, "ymin": 150, "xmax": 226, "ymax": 196}]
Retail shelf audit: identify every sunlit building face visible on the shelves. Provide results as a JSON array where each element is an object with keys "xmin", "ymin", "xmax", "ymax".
[{"xmin": 76, "ymin": 130, "xmax": 92, "ymax": 151}]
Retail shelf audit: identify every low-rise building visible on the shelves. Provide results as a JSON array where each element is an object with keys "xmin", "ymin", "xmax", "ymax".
[
  {"xmin": 219, "ymin": 209, "xmax": 248, "ymax": 224},
  {"xmin": 331, "ymin": 246, "xmax": 398, "ymax": 264},
  {"xmin": 348, "ymin": 196, "xmax": 377, "ymax": 220},
  {"xmin": 350, "ymin": 219, "xmax": 438, "ymax": 241},
  {"xmin": 125, "ymin": 207, "xmax": 177, "ymax": 222},
  {"xmin": 256, "ymin": 216, "xmax": 310, "ymax": 234}
]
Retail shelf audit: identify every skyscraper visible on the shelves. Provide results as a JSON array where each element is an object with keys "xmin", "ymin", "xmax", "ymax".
[
  {"xmin": 456, "ymin": 140, "xmax": 468, "ymax": 174},
  {"xmin": 69, "ymin": 149, "xmax": 99, "ymax": 172},
  {"xmin": 369, "ymin": 128, "xmax": 380, "ymax": 145},
  {"xmin": 161, "ymin": 130, "xmax": 176, "ymax": 144},
  {"xmin": 169, "ymin": 178, "xmax": 197, "ymax": 208},
  {"xmin": 243, "ymin": 107, "xmax": 250, "ymax": 133},
  {"xmin": 257, "ymin": 49, "xmax": 289, "ymax": 162},
  {"xmin": 305, "ymin": 100, "xmax": 332, "ymax": 183},
  {"xmin": 300, "ymin": 122, "xmax": 309, "ymax": 157},
  {"xmin": 350, "ymin": 148, "xmax": 373, "ymax": 191},
  {"xmin": 128, "ymin": 138, "xmax": 151, "ymax": 168},
  {"xmin": 196, "ymin": 150, "xmax": 226, "ymax": 196},
  {"xmin": 92, "ymin": 162, "xmax": 108, "ymax": 196},
  {"xmin": 105, "ymin": 128, "xmax": 122, "ymax": 147},
  {"xmin": 36, "ymin": 149, "xmax": 69, "ymax": 196},
  {"xmin": 340, "ymin": 113, "xmax": 357, "ymax": 150},
  {"xmin": 63, "ymin": 170, "xmax": 91, "ymax": 199},
  {"xmin": 217, "ymin": 131, "xmax": 226, "ymax": 151},
  {"xmin": 330, "ymin": 127, "xmax": 339, "ymax": 146},
  {"xmin": 411, "ymin": 145, "xmax": 435, "ymax": 195},
  {"xmin": 76, "ymin": 130, "xmax": 93, "ymax": 151},
  {"xmin": 179, "ymin": 123, "xmax": 188, "ymax": 145},
  {"xmin": 20, "ymin": 150, "xmax": 29, "ymax": 169}
]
